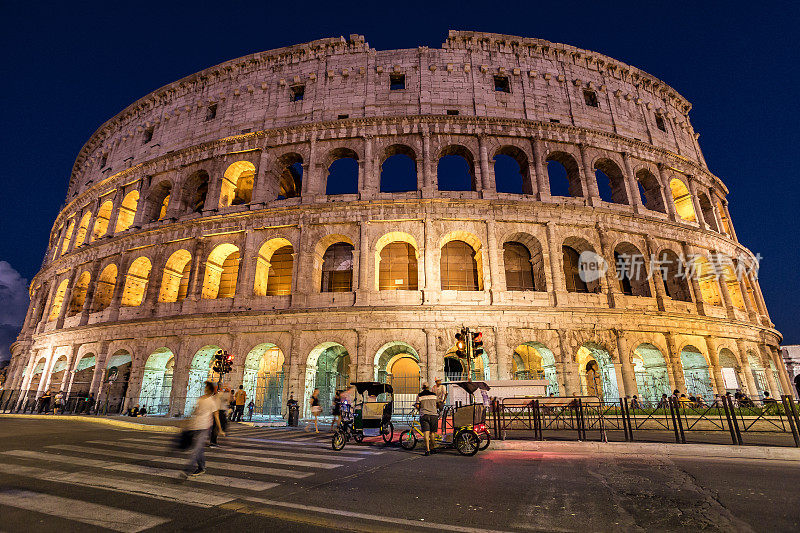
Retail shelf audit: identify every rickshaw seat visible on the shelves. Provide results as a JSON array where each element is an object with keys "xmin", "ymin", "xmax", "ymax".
[
  {"xmin": 362, "ymin": 401, "xmax": 388, "ymax": 419},
  {"xmin": 453, "ymin": 404, "xmax": 484, "ymax": 428}
]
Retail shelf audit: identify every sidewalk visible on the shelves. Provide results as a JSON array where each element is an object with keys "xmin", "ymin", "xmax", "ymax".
[{"xmin": 0, "ymin": 413, "xmax": 182, "ymax": 433}]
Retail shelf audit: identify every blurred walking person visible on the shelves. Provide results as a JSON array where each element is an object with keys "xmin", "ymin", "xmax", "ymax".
[
  {"xmin": 308, "ymin": 388, "xmax": 321, "ymax": 433},
  {"xmin": 209, "ymin": 385, "xmax": 227, "ymax": 447},
  {"xmin": 184, "ymin": 381, "xmax": 224, "ymax": 477}
]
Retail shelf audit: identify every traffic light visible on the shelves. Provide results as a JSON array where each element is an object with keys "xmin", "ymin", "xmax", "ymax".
[
  {"xmin": 212, "ymin": 349, "xmax": 225, "ymax": 374},
  {"xmin": 222, "ymin": 352, "xmax": 234, "ymax": 374},
  {"xmin": 455, "ymin": 331, "xmax": 467, "ymax": 358},
  {"xmin": 472, "ymin": 331, "xmax": 484, "ymax": 359}
]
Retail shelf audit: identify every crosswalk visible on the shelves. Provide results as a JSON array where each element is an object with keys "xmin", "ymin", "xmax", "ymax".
[{"xmin": 0, "ymin": 424, "xmax": 385, "ymax": 531}]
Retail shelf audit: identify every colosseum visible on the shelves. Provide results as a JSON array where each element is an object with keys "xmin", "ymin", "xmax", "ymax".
[{"xmin": 5, "ymin": 30, "xmax": 792, "ymax": 418}]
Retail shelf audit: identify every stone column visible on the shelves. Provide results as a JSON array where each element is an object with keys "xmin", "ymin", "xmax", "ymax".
[
  {"xmin": 234, "ymin": 229, "xmax": 259, "ymax": 307},
  {"xmin": 578, "ymin": 144, "xmax": 601, "ymax": 204},
  {"xmin": 557, "ymin": 330, "xmax": 578, "ymax": 396},
  {"xmin": 686, "ymin": 177, "xmax": 707, "ymax": 229},
  {"xmin": 621, "ymin": 152, "xmax": 643, "ymax": 212},
  {"xmin": 704, "ymin": 336, "xmax": 724, "ymax": 395},
  {"xmin": 644, "ymin": 235, "xmax": 667, "ymax": 311},
  {"xmin": 143, "ymin": 250, "xmax": 166, "ymax": 312},
  {"xmin": 721, "ymin": 201, "xmax": 739, "ymax": 241},
  {"xmin": 355, "ymin": 219, "xmax": 370, "ymax": 304},
  {"xmin": 657, "ymin": 164, "xmax": 679, "ymax": 222},
  {"xmin": 55, "ymin": 269, "xmax": 79, "ymax": 329},
  {"xmin": 759, "ymin": 344, "xmax": 781, "ymax": 398},
  {"xmin": 421, "ymin": 130, "xmax": 434, "ymax": 193},
  {"xmin": 362, "ymin": 135, "xmax": 376, "ymax": 198},
  {"xmin": 187, "ymin": 239, "xmax": 207, "ymax": 301},
  {"xmin": 106, "ymin": 191, "xmax": 123, "ymax": 235},
  {"xmin": 680, "ymin": 242, "xmax": 706, "ymax": 315},
  {"xmin": 250, "ymin": 149, "xmax": 272, "ymax": 206},
  {"xmin": 709, "ymin": 250, "xmax": 736, "ymax": 319},
  {"xmin": 79, "ymin": 260, "xmax": 104, "ymax": 325},
  {"xmin": 355, "ymin": 329, "xmax": 369, "ymax": 382},
  {"xmin": 735, "ymin": 339, "xmax": 759, "ymax": 397},
  {"xmin": 485, "ymin": 219, "xmax": 501, "ymax": 299},
  {"xmin": 301, "ymin": 134, "xmax": 319, "ymax": 199},
  {"xmin": 596, "ymin": 225, "xmax": 619, "ymax": 306},
  {"xmin": 425, "ymin": 329, "xmax": 439, "ymax": 383},
  {"xmin": 106, "ymin": 254, "xmax": 130, "ymax": 322},
  {"xmin": 90, "ymin": 343, "xmax": 110, "ymax": 398},
  {"xmin": 422, "ymin": 218, "xmax": 438, "ymax": 304},
  {"xmin": 478, "ymin": 135, "xmax": 494, "ymax": 196},
  {"xmin": 545, "ymin": 222, "xmax": 565, "ymax": 306},
  {"xmin": 494, "ymin": 327, "xmax": 511, "ymax": 381},
  {"xmin": 531, "ymin": 138, "xmax": 549, "ymax": 200},
  {"xmin": 615, "ymin": 331, "xmax": 637, "ymax": 398},
  {"xmin": 664, "ymin": 332, "xmax": 686, "ymax": 393},
  {"xmin": 285, "ymin": 333, "xmax": 302, "ymax": 411},
  {"xmin": 769, "ymin": 345, "xmax": 795, "ymax": 398}
]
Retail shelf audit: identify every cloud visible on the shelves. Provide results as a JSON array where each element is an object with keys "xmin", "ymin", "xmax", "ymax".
[{"xmin": 0, "ymin": 261, "xmax": 29, "ymax": 362}]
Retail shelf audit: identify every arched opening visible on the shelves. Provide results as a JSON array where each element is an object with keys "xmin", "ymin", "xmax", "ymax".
[
  {"xmin": 254, "ymin": 239, "xmax": 294, "ymax": 297},
  {"xmin": 29, "ymin": 359, "xmax": 46, "ymax": 393},
  {"xmin": 437, "ymin": 145, "xmax": 476, "ymax": 191},
  {"xmin": 635, "ymin": 169, "xmax": 666, "ymax": 213},
  {"xmin": 374, "ymin": 341, "xmax": 421, "ymax": 414},
  {"xmin": 275, "ymin": 153, "xmax": 303, "ymax": 199},
  {"xmin": 242, "ymin": 343, "xmax": 285, "ymax": 418},
  {"xmin": 321, "ymin": 242, "xmax": 354, "ymax": 292},
  {"xmin": 613, "ymin": 243, "xmax": 651, "ymax": 297},
  {"xmin": 632, "ymin": 343, "xmax": 670, "ymax": 403},
  {"xmin": 768, "ymin": 359, "xmax": 784, "ymax": 396},
  {"xmin": 92, "ymin": 264, "xmax": 117, "ymax": 312},
  {"xmin": 445, "ymin": 341, "xmax": 490, "ymax": 381},
  {"xmin": 680, "ymin": 346, "xmax": 713, "ymax": 401},
  {"xmin": 92, "ymin": 201, "xmax": 113, "ymax": 241},
  {"xmin": 67, "ymin": 271, "xmax": 91, "ymax": 316},
  {"xmin": 220, "ymin": 161, "xmax": 256, "ymax": 207},
  {"xmin": 75, "ymin": 211, "xmax": 92, "ymax": 248},
  {"xmin": 748, "ymin": 351, "xmax": 768, "ymax": 399},
  {"xmin": 202, "ymin": 244, "xmax": 240, "ymax": 299},
  {"xmin": 144, "ymin": 180, "xmax": 172, "ymax": 223},
  {"xmin": 692, "ymin": 256, "xmax": 722, "ymax": 306},
  {"xmin": 380, "ymin": 145, "xmax": 417, "ymax": 193},
  {"xmin": 658, "ymin": 250, "xmax": 692, "ymax": 302},
  {"xmin": 719, "ymin": 348, "xmax": 740, "ymax": 393},
  {"xmin": 48, "ymin": 279, "xmax": 69, "ymax": 321},
  {"xmin": 721, "ymin": 264, "xmax": 745, "ymax": 310},
  {"xmin": 577, "ymin": 343, "xmax": 619, "ymax": 401},
  {"xmin": 378, "ymin": 242, "xmax": 418, "ymax": 291},
  {"xmin": 304, "ymin": 343, "xmax": 350, "ymax": 417},
  {"xmin": 503, "ymin": 241, "xmax": 537, "ymax": 291},
  {"xmin": 71, "ymin": 354, "xmax": 96, "ymax": 398},
  {"xmin": 441, "ymin": 240, "xmax": 481, "ymax": 291},
  {"xmin": 103, "ymin": 350, "xmax": 132, "ymax": 413},
  {"xmin": 512, "ymin": 343, "xmax": 559, "ymax": 395},
  {"xmin": 493, "ymin": 146, "xmax": 530, "ymax": 194},
  {"xmin": 60, "ymin": 220, "xmax": 75, "ymax": 255},
  {"xmin": 594, "ymin": 159, "xmax": 629, "ymax": 205},
  {"xmin": 444, "ymin": 356, "xmax": 463, "ymax": 382},
  {"xmin": 562, "ymin": 238, "xmax": 602, "ymax": 293},
  {"xmin": 670, "ymin": 179, "xmax": 696, "ymax": 222},
  {"xmin": 114, "ymin": 191, "xmax": 139, "ymax": 233},
  {"xmin": 49, "ymin": 355, "xmax": 69, "ymax": 391},
  {"xmin": 717, "ymin": 200, "xmax": 733, "ymax": 236},
  {"xmin": 325, "ymin": 148, "xmax": 359, "ymax": 195},
  {"xmin": 184, "ymin": 345, "xmax": 220, "ymax": 415},
  {"xmin": 183, "ymin": 170, "xmax": 209, "ymax": 214},
  {"xmin": 546, "ymin": 152, "xmax": 582, "ymax": 197},
  {"xmin": 139, "ymin": 348, "xmax": 175, "ymax": 415},
  {"xmin": 121, "ymin": 257, "xmax": 152, "ymax": 307},
  {"xmin": 698, "ymin": 192, "xmax": 719, "ymax": 232},
  {"xmin": 158, "ymin": 249, "xmax": 192, "ymax": 303}
]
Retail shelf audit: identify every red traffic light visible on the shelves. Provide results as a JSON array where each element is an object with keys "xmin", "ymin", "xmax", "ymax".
[{"xmin": 473, "ymin": 332, "xmax": 483, "ymax": 343}]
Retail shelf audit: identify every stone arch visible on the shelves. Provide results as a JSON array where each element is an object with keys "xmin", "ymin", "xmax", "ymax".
[
  {"xmin": 48, "ymin": 278, "xmax": 69, "ymax": 321},
  {"xmin": 375, "ymin": 232, "xmax": 419, "ymax": 291},
  {"xmin": 184, "ymin": 344, "xmax": 222, "ymax": 415},
  {"xmin": 70, "ymin": 352, "xmax": 96, "ymax": 397},
  {"xmin": 697, "ymin": 191, "xmax": 719, "ymax": 232},
  {"xmin": 274, "ymin": 152, "xmax": 303, "ymax": 199},
  {"xmin": 631, "ymin": 343, "xmax": 670, "ymax": 402},
  {"xmin": 104, "ymin": 348, "xmax": 133, "ymax": 412},
  {"xmin": 60, "ymin": 219, "xmax": 75, "ymax": 255},
  {"xmin": 512, "ymin": 342, "xmax": 559, "ymax": 395},
  {"xmin": 593, "ymin": 157, "xmax": 629, "ymax": 205},
  {"xmin": 67, "ymin": 270, "xmax": 91, "ymax": 316},
  {"xmin": 158, "ymin": 249, "xmax": 192, "ymax": 303},
  {"xmin": 437, "ymin": 144, "xmax": 476, "ymax": 191},
  {"xmin": 314, "ymin": 234, "xmax": 355, "ymax": 293},
  {"xmin": 74, "ymin": 210, "xmax": 92, "ymax": 248},
  {"xmin": 242, "ymin": 343, "xmax": 285, "ymax": 417},
  {"xmin": 304, "ymin": 342, "xmax": 351, "ymax": 417},
  {"xmin": 657, "ymin": 248, "xmax": 692, "ymax": 302},
  {"xmin": 220, "ymin": 160, "xmax": 256, "ymax": 207},
  {"xmin": 493, "ymin": 145, "xmax": 531, "ymax": 195},
  {"xmin": 28, "ymin": 357, "xmax": 47, "ymax": 392},
  {"xmin": 718, "ymin": 348, "xmax": 741, "ymax": 393},
  {"xmin": 680, "ymin": 345, "xmax": 714, "ymax": 401},
  {"xmin": 635, "ymin": 168, "xmax": 666, "ymax": 213},
  {"xmin": 613, "ymin": 242, "xmax": 651, "ymax": 297},
  {"xmin": 380, "ymin": 144, "xmax": 417, "ymax": 193},
  {"xmin": 91, "ymin": 200, "xmax": 113, "ymax": 240},
  {"xmin": 202, "ymin": 243, "xmax": 240, "ymax": 299},
  {"xmin": 691, "ymin": 255, "xmax": 722, "ymax": 306},
  {"xmin": 114, "ymin": 190, "xmax": 139, "ymax": 233},
  {"xmin": 718, "ymin": 257, "xmax": 745, "ymax": 310},
  {"xmin": 562, "ymin": 236, "xmax": 601, "ymax": 293},
  {"xmin": 747, "ymin": 349, "xmax": 769, "ymax": 398},
  {"xmin": 143, "ymin": 179, "xmax": 173, "ymax": 223},
  {"xmin": 49, "ymin": 354, "xmax": 70, "ymax": 391},
  {"xmin": 182, "ymin": 170, "xmax": 210, "ymax": 214},
  {"xmin": 374, "ymin": 341, "xmax": 421, "ymax": 402},
  {"xmin": 254, "ymin": 237, "xmax": 294, "ymax": 297},
  {"xmin": 545, "ymin": 151, "xmax": 582, "ymax": 197},
  {"xmin": 669, "ymin": 178, "xmax": 697, "ymax": 222},
  {"xmin": 501, "ymin": 232, "xmax": 546, "ymax": 292},
  {"xmin": 324, "ymin": 147, "xmax": 359, "ymax": 195},
  {"xmin": 121, "ymin": 256, "xmax": 152, "ymax": 307},
  {"xmin": 439, "ymin": 231, "xmax": 484, "ymax": 291},
  {"xmin": 577, "ymin": 342, "xmax": 619, "ymax": 400},
  {"xmin": 138, "ymin": 348, "xmax": 175, "ymax": 414}
]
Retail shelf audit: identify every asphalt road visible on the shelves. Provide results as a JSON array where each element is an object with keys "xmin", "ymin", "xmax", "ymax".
[{"xmin": 0, "ymin": 419, "xmax": 798, "ymax": 532}]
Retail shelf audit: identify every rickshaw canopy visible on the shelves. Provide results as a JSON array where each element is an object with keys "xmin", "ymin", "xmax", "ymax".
[
  {"xmin": 350, "ymin": 381, "xmax": 394, "ymax": 397},
  {"xmin": 447, "ymin": 381, "xmax": 491, "ymax": 394}
]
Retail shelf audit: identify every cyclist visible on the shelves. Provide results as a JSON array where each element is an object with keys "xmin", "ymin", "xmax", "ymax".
[{"xmin": 416, "ymin": 382, "xmax": 439, "ymax": 456}]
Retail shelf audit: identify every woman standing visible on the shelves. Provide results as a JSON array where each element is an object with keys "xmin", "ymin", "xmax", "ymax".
[
  {"xmin": 309, "ymin": 388, "xmax": 322, "ymax": 433},
  {"xmin": 330, "ymin": 390, "xmax": 342, "ymax": 431}
]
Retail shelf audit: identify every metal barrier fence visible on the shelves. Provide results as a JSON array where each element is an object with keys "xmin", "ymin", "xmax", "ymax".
[
  {"xmin": 0, "ymin": 389, "xmax": 128, "ymax": 417},
  {"xmin": 488, "ymin": 395, "xmax": 800, "ymax": 447}
]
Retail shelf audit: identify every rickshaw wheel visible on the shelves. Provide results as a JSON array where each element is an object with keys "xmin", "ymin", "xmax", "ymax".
[
  {"xmin": 478, "ymin": 430, "xmax": 491, "ymax": 450},
  {"xmin": 354, "ymin": 433, "xmax": 364, "ymax": 443},
  {"xmin": 454, "ymin": 429, "xmax": 480, "ymax": 456},
  {"xmin": 399, "ymin": 430, "xmax": 417, "ymax": 450},
  {"xmin": 332, "ymin": 431, "xmax": 346, "ymax": 451},
  {"xmin": 381, "ymin": 421, "xmax": 394, "ymax": 443}
]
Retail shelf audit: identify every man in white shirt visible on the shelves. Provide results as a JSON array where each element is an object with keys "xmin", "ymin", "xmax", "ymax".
[{"xmin": 185, "ymin": 381, "xmax": 224, "ymax": 477}]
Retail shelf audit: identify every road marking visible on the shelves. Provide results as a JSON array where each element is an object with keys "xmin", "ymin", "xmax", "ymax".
[
  {"xmin": 0, "ymin": 489, "xmax": 169, "ymax": 533},
  {"xmin": 0, "ymin": 462, "xmax": 234, "ymax": 507},
  {"xmin": 238, "ymin": 496, "xmax": 516, "ymax": 533},
  {"xmin": 134, "ymin": 433, "xmax": 381, "ymax": 455},
  {"xmin": 100, "ymin": 439, "xmax": 365, "ymax": 462}
]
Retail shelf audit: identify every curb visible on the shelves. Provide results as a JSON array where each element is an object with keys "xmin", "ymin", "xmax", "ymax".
[
  {"xmin": 489, "ymin": 439, "xmax": 800, "ymax": 461},
  {"xmin": 0, "ymin": 413, "xmax": 181, "ymax": 433}
]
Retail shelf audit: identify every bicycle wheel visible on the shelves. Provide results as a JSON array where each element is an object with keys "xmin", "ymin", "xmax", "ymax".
[
  {"xmin": 354, "ymin": 433, "xmax": 364, "ymax": 443},
  {"xmin": 455, "ymin": 429, "xmax": 479, "ymax": 456},
  {"xmin": 478, "ymin": 430, "xmax": 491, "ymax": 450},
  {"xmin": 382, "ymin": 421, "xmax": 394, "ymax": 443},
  {"xmin": 399, "ymin": 430, "xmax": 417, "ymax": 450},
  {"xmin": 331, "ymin": 431, "xmax": 346, "ymax": 451}
]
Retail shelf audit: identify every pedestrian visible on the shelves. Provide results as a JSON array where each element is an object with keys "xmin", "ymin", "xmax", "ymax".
[
  {"xmin": 228, "ymin": 388, "xmax": 236, "ymax": 413},
  {"xmin": 84, "ymin": 392, "xmax": 95, "ymax": 414},
  {"xmin": 433, "ymin": 377, "xmax": 447, "ymax": 413},
  {"xmin": 209, "ymin": 385, "xmax": 227, "ymax": 447},
  {"xmin": 139, "ymin": 405, "xmax": 148, "ymax": 416},
  {"xmin": 53, "ymin": 390, "xmax": 65, "ymax": 415},
  {"xmin": 287, "ymin": 393, "xmax": 299, "ymax": 426},
  {"xmin": 629, "ymin": 395, "xmax": 642, "ymax": 409},
  {"xmin": 184, "ymin": 381, "xmax": 224, "ymax": 477},
  {"xmin": 233, "ymin": 385, "xmax": 247, "ymax": 422},
  {"xmin": 331, "ymin": 390, "xmax": 342, "ymax": 431},
  {"xmin": 480, "ymin": 388, "xmax": 490, "ymax": 409},
  {"xmin": 247, "ymin": 400, "xmax": 255, "ymax": 421},
  {"xmin": 416, "ymin": 382, "xmax": 439, "ymax": 456},
  {"xmin": 308, "ymin": 388, "xmax": 321, "ymax": 433},
  {"xmin": 657, "ymin": 393, "xmax": 668, "ymax": 409},
  {"xmin": 38, "ymin": 389, "xmax": 52, "ymax": 414},
  {"xmin": 678, "ymin": 393, "xmax": 691, "ymax": 407}
]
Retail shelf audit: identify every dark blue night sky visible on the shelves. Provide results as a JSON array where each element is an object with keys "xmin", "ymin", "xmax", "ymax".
[{"xmin": 1, "ymin": 1, "xmax": 798, "ymax": 349}]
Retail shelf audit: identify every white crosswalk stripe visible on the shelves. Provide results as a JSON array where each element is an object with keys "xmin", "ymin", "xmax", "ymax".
[{"xmin": 0, "ymin": 489, "xmax": 170, "ymax": 532}]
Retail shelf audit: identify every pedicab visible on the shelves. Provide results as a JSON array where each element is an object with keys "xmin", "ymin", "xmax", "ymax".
[
  {"xmin": 399, "ymin": 380, "xmax": 491, "ymax": 456},
  {"xmin": 331, "ymin": 382, "xmax": 394, "ymax": 450}
]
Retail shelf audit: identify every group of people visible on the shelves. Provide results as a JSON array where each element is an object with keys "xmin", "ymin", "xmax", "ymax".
[
  {"xmin": 630, "ymin": 388, "xmax": 764, "ymax": 410},
  {"xmin": 125, "ymin": 404, "xmax": 148, "ymax": 417},
  {"xmin": 35, "ymin": 389, "xmax": 67, "ymax": 414}
]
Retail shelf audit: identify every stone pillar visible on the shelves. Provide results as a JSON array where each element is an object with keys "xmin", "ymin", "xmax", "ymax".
[
  {"xmin": 425, "ymin": 329, "xmax": 438, "ymax": 383},
  {"xmin": 769, "ymin": 345, "xmax": 795, "ymax": 398},
  {"xmin": 759, "ymin": 344, "xmax": 781, "ymax": 398},
  {"xmin": 686, "ymin": 177, "xmax": 706, "ymax": 229},
  {"xmin": 234, "ymin": 230, "xmax": 258, "ymax": 307},
  {"xmin": 578, "ymin": 144, "xmax": 601, "ymax": 204},
  {"xmin": 79, "ymin": 260, "xmax": 104, "ymax": 325},
  {"xmin": 657, "ymin": 164, "xmax": 679, "ymax": 222},
  {"xmin": 709, "ymin": 250, "xmax": 736, "ymax": 318},
  {"xmin": 285, "ymin": 333, "xmax": 302, "ymax": 412},
  {"xmin": 680, "ymin": 242, "xmax": 706, "ymax": 315},
  {"xmin": 422, "ymin": 218, "xmax": 438, "ymax": 304},
  {"xmin": 478, "ymin": 135, "xmax": 494, "ymax": 196},
  {"xmin": 187, "ymin": 239, "xmax": 207, "ymax": 301},
  {"xmin": 531, "ymin": 138, "xmax": 549, "ymax": 201},
  {"xmin": 735, "ymin": 339, "xmax": 759, "ymax": 397},
  {"xmin": 664, "ymin": 332, "xmax": 686, "ymax": 393},
  {"xmin": 596, "ymin": 225, "xmax": 619, "ymax": 306},
  {"xmin": 143, "ymin": 250, "xmax": 166, "ymax": 311},
  {"xmin": 704, "ymin": 336, "xmax": 724, "ymax": 395},
  {"xmin": 557, "ymin": 330, "xmax": 578, "ymax": 396},
  {"xmin": 301, "ymin": 135, "xmax": 318, "ymax": 198},
  {"xmin": 615, "ymin": 331, "xmax": 637, "ymax": 398},
  {"xmin": 545, "ymin": 222, "xmax": 565, "ymax": 306},
  {"xmin": 355, "ymin": 329, "xmax": 369, "ymax": 382},
  {"xmin": 106, "ymin": 254, "xmax": 130, "ymax": 322},
  {"xmin": 494, "ymin": 327, "xmax": 511, "ymax": 380},
  {"xmin": 90, "ymin": 344, "xmax": 110, "ymax": 397},
  {"xmin": 621, "ymin": 152, "xmax": 643, "ymax": 212},
  {"xmin": 55, "ymin": 269, "xmax": 79, "ymax": 329},
  {"xmin": 421, "ymin": 131, "xmax": 434, "ymax": 193},
  {"xmin": 644, "ymin": 235, "xmax": 667, "ymax": 311},
  {"xmin": 721, "ymin": 201, "xmax": 739, "ymax": 241},
  {"xmin": 485, "ymin": 219, "xmax": 502, "ymax": 298},
  {"xmin": 356, "ymin": 219, "xmax": 370, "ymax": 303}
]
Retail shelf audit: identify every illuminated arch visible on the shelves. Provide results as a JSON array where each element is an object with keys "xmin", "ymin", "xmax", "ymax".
[
  {"xmin": 114, "ymin": 191, "xmax": 139, "ymax": 233},
  {"xmin": 74, "ymin": 211, "xmax": 92, "ymax": 248},
  {"xmin": 121, "ymin": 257, "xmax": 152, "ymax": 307},
  {"xmin": 304, "ymin": 342, "xmax": 350, "ymax": 416},
  {"xmin": 375, "ymin": 232, "xmax": 419, "ymax": 291},
  {"xmin": 159, "ymin": 249, "xmax": 192, "ymax": 303},
  {"xmin": 202, "ymin": 244, "xmax": 240, "ymax": 299},
  {"xmin": 48, "ymin": 279, "xmax": 69, "ymax": 321},
  {"xmin": 439, "ymin": 231, "xmax": 483, "ymax": 291},
  {"xmin": 242, "ymin": 343, "xmax": 285, "ymax": 417},
  {"xmin": 92, "ymin": 264, "xmax": 118, "ymax": 312},
  {"xmin": 92, "ymin": 200, "xmax": 113, "ymax": 241},
  {"xmin": 67, "ymin": 271, "xmax": 91, "ymax": 316},
  {"xmin": 220, "ymin": 161, "xmax": 256, "ymax": 207},
  {"xmin": 669, "ymin": 179, "xmax": 696, "ymax": 222},
  {"xmin": 254, "ymin": 238, "xmax": 294, "ymax": 296}
]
